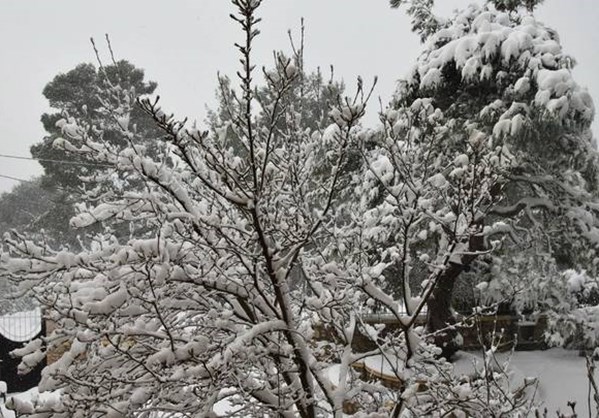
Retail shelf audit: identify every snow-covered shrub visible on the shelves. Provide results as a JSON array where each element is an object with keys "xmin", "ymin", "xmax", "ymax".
[{"xmin": 543, "ymin": 270, "xmax": 599, "ymax": 350}]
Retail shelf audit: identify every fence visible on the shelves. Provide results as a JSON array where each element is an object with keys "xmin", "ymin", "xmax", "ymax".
[{"xmin": 0, "ymin": 308, "xmax": 45, "ymax": 393}]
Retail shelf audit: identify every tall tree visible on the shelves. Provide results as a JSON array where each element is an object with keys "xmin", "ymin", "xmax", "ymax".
[
  {"xmin": 32, "ymin": 60, "xmax": 162, "ymax": 192},
  {"xmin": 27, "ymin": 60, "xmax": 167, "ymax": 248},
  {"xmin": 382, "ymin": 0, "xmax": 598, "ymax": 356}
]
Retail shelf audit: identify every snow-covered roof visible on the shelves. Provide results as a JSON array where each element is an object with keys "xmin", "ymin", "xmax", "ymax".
[{"xmin": 0, "ymin": 308, "xmax": 42, "ymax": 342}]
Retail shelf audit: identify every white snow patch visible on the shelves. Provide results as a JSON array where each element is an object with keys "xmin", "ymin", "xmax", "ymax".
[
  {"xmin": 452, "ymin": 348, "xmax": 599, "ymax": 417},
  {"xmin": 1, "ymin": 388, "xmax": 60, "ymax": 418}
]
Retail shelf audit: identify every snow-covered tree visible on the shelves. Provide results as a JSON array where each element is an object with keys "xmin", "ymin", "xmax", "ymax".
[
  {"xmin": 32, "ymin": 58, "xmax": 162, "ymax": 193},
  {"xmin": 1, "ymin": 2, "xmax": 406, "ymax": 417},
  {"xmin": 25, "ymin": 56, "xmax": 169, "ymax": 251},
  {"xmin": 2, "ymin": 0, "xmax": 597, "ymax": 416},
  {"xmin": 381, "ymin": 0, "xmax": 599, "ymax": 356}
]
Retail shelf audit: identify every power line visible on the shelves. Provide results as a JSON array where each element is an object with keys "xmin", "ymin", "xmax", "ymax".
[
  {"xmin": 0, "ymin": 174, "xmax": 34, "ymax": 184},
  {"xmin": 0, "ymin": 174, "xmax": 73, "ymax": 195},
  {"xmin": 0, "ymin": 153, "xmax": 115, "ymax": 168}
]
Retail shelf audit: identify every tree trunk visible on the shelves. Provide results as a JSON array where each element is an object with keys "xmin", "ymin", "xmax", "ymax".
[
  {"xmin": 426, "ymin": 234, "xmax": 485, "ymax": 359},
  {"xmin": 426, "ymin": 262, "xmax": 464, "ymax": 359}
]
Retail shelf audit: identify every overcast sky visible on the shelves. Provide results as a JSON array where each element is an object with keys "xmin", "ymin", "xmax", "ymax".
[{"xmin": 0, "ymin": 0, "xmax": 597, "ymax": 193}]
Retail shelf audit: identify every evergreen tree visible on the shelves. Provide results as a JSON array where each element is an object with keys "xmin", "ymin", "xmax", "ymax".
[
  {"xmin": 381, "ymin": 0, "xmax": 598, "ymax": 356},
  {"xmin": 25, "ymin": 60, "xmax": 167, "ymax": 248},
  {"xmin": 32, "ymin": 60, "xmax": 162, "ymax": 193}
]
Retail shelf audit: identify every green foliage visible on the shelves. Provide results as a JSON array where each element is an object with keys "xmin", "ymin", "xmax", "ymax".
[
  {"xmin": 390, "ymin": 0, "xmax": 546, "ymax": 43},
  {"xmin": 208, "ymin": 58, "xmax": 345, "ymax": 139},
  {"xmin": 31, "ymin": 60, "xmax": 162, "ymax": 192},
  {"xmin": 206, "ymin": 53, "xmax": 362, "ymax": 200},
  {"xmin": 490, "ymin": 0, "xmax": 545, "ymax": 12},
  {"xmin": 389, "ymin": 0, "xmax": 440, "ymax": 42},
  {"xmin": 10, "ymin": 60, "xmax": 167, "ymax": 250}
]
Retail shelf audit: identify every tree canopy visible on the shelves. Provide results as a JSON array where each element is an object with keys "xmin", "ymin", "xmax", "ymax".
[
  {"xmin": 32, "ymin": 60, "xmax": 162, "ymax": 192},
  {"xmin": 374, "ymin": 0, "xmax": 598, "ymax": 356}
]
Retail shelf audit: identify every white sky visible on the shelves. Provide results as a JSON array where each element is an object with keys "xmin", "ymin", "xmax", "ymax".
[{"xmin": 0, "ymin": 0, "xmax": 597, "ymax": 193}]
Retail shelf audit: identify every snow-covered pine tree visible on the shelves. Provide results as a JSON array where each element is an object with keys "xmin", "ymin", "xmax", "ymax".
[
  {"xmin": 33, "ymin": 58, "xmax": 164, "ymax": 194},
  {"xmin": 381, "ymin": 0, "xmax": 599, "ymax": 356}
]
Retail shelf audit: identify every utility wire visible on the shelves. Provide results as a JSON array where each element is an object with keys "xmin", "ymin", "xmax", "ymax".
[
  {"xmin": 0, "ymin": 153, "xmax": 115, "ymax": 168},
  {"xmin": 0, "ymin": 174, "xmax": 74, "ymax": 196},
  {"xmin": 0, "ymin": 174, "xmax": 34, "ymax": 184}
]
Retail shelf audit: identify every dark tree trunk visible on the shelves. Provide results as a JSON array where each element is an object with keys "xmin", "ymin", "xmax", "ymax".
[
  {"xmin": 426, "ymin": 234, "xmax": 485, "ymax": 359},
  {"xmin": 426, "ymin": 261, "xmax": 464, "ymax": 359}
]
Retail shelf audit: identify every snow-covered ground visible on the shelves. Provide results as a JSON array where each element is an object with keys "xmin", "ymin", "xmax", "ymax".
[
  {"xmin": 453, "ymin": 349, "xmax": 597, "ymax": 417},
  {"xmin": 498, "ymin": 349, "xmax": 599, "ymax": 417},
  {"xmin": 1, "ymin": 349, "xmax": 597, "ymax": 417}
]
